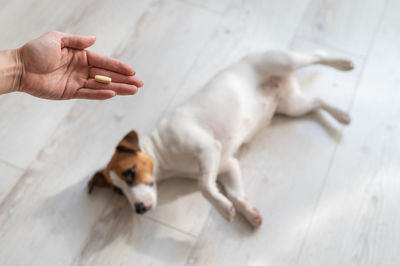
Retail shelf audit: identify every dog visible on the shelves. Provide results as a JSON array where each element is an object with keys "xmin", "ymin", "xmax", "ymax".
[{"xmin": 88, "ymin": 50, "xmax": 353, "ymax": 228}]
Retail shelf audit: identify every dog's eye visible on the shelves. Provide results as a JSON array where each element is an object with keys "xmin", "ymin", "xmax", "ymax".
[{"xmin": 122, "ymin": 167, "xmax": 136, "ymax": 185}]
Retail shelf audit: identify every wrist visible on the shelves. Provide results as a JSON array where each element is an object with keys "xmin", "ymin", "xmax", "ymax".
[{"xmin": 0, "ymin": 48, "xmax": 23, "ymax": 94}]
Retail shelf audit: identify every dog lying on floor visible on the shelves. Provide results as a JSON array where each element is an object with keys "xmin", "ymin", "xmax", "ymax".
[{"xmin": 88, "ymin": 50, "xmax": 353, "ymax": 228}]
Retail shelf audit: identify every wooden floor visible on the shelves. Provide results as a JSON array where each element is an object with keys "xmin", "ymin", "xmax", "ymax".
[{"xmin": 0, "ymin": 0, "xmax": 398, "ymax": 265}]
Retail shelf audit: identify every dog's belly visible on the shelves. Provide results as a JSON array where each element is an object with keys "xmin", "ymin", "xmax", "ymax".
[
  {"xmin": 209, "ymin": 90, "xmax": 278, "ymax": 160},
  {"xmin": 191, "ymin": 71, "xmax": 279, "ymax": 156},
  {"xmin": 155, "ymin": 67, "xmax": 280, "ymax": 177}
]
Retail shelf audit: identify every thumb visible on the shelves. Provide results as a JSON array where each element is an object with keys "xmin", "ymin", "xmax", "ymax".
[{"xmin": 61, "ymin": 33, "xmax": 96, "ymax": 49}]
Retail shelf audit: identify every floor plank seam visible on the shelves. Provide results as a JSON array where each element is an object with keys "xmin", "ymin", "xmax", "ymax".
[
  {"xmin": 288, "ymin": 0, "xmax": 314, "ymax": 50},
  {"xmin": 71, "ymin": 195, "xmax": 119, "ymax": 266},
  {"xmin": 0, "ymin": 160, "xmax": 24, "ymax": 171},
  {"xmin": 179, "ymin": 0, "xmax": 226, "ymax": 15},
  {"xmin": 154, "ymin": 0, "xmax": 231, "ymax": 124},
  {"xmin": 0, "ymin": 161, "xmax": 24, "ymax": 206},
  {"xmin": 339, "ymin": 0, "xmax": 389, "ymax": 115},
  {"xmin": 183, "ymin": 208, "xmax": 212, "ymax": 266},
  {"xmin": 143, "ymin": 215, "xmax": 198, "ymax": 239},
  {"xmin": 292, "ymin": 1, "xmax": 389, "ymax": 264},
  {"xmin": 19, "ymin": 102, "xmax": 76, "ymax": 172},
  {"xmin": 292, "ymin": 128, "xmax": 346, "ymax": 266}
]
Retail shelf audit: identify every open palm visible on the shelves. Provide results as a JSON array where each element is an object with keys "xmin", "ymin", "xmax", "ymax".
[{"xmin": 19, "ymin": 31, "xmax": 142, "ymax": 100}]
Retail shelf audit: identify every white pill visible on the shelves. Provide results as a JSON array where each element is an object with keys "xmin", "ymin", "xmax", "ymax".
[{"xmin": 94, "ymin": 75, "xmax": 112, "ymax": 84}]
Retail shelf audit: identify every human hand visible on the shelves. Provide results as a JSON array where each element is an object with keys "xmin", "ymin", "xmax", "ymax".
[{"xmin": 17, "ymin": 31, "xmax": 142, "ymax": 100}]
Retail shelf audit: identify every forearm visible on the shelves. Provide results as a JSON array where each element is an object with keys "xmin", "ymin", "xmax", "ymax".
[{"xmin": 0, "ymin": 49, "xmax": 22, "ymax": 95}]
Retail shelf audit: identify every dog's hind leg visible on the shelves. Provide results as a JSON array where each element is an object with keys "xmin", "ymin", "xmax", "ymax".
[
  {"xmin": 287, "ymin": 50, "xmax": 354, "ymax": 71},
  {"xmin": 276, "ymin": 77, "xmax": 351, "ymax": 124},
  {"xmin": 197, "ymin": 143, "xmax": 236, "ymax": 222},
  {"xmin": 246, "ymin": 50, "xmax": 354, "ymax": 76},
  {"xmin": 219, "ymin": 157, "xmax": 262, "ymax": 228}
]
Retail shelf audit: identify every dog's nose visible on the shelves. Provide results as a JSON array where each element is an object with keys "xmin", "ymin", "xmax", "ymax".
[{"xmin": 135, "ymin": 202, "xmax": 147, "ymax": 214}]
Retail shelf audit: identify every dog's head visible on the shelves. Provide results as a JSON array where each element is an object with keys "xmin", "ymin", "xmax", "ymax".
[{"xmin": 88, "ymin": 130, "xmax": 157, "ymax": 214}]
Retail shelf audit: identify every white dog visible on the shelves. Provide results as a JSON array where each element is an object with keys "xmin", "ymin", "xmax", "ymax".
[{"xmin": 88, "ymin": 50, "xmax": 353, "ymax": 228}]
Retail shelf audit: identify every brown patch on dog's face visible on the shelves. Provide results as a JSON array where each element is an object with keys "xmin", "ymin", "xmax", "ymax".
[
  {"xmin": 109, "ymin": 149, "xmax": 154, "ymax": 186},
  {"xmin": 110, "ymin": 130, "xmax": 154, "ymax": 186},
  {"xmin": 88, "ymin": 130, "xmax": 155, "ymax": 194}
]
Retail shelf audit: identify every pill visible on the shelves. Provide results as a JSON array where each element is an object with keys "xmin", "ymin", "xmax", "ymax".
[{"xmin": 94, "ymin": 75, "xmax": 112, "ymax": 84}]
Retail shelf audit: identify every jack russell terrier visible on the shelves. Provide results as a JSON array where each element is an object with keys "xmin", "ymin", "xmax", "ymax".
[{"xmin": 88, "ymin": 50, "xmax": 353, "ymax": 228}]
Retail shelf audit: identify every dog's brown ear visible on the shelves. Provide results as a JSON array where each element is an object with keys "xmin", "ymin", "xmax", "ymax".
[
  {"xmin": 116, "ymin": 130, "xmax": 141, "ymax": 153},
  {"xmin": 88, "ymin": 170, "xmax": 110, "ymax": 194}
]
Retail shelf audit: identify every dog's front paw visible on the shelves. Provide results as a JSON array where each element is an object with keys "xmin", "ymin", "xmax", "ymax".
[
  {"xmin": 340, "ymin": 113, "xmax": 351, "ymax": 125},
  {"xmin": 249, "ymin": 208, "xmax": 263, "ymax": 228},
  {"xmin": 238, "ymin": 201, "xmax": 263, "ymax": 228},
  {"xmin": 224, "ymin": 205, "xmax": 236, "ymax": 223},
  {"xmin": 335, "ymin": 112, "xmax": 351, "ymax": 125},
  {"xmin": 329, "ymin": 59, "xmax": 354, "ymax": 71}
]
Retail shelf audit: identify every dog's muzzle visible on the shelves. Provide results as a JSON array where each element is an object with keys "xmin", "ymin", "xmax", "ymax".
[{"xmin": 135, "ymin": 202, "xmax": 147, "ymax": 214}]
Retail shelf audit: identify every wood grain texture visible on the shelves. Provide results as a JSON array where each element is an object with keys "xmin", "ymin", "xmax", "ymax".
[
  {"xmin": 0, "ymin": 0, "xmax": 398, "ymax": 265},
  {"xmin": 73, "ymin": 196, "xmax": 195, "ymax": 266},
  {"xmin": 297, "ymin": 0, "xmax": 386, "ymax": 57},
  {"xmin": 183, "ymin": 0, "xmax": 231, "ymax": 13},
  {"xmin": 296, "ymin": 0, "xmax": 400, "ymax": 265},
  {"xmin": 0, "ymin": 94, "xmax": 72, "ymax": 168},
  {"xmin": 0, "ymin": 162, "xmax": 22, "ymax": 203}
]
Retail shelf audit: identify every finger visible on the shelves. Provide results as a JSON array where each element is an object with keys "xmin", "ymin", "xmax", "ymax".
[
  {"xmin": 73, "ymin": 88, "xmax": 116, "ymax": 100},
  {"xmin": 60, "ymin": 33, "xmax": 96, "ymax": 50},
  {"xmin": 85, "ymin": 79, "xmax": 138, "ymax": 95},
  {"xmin": 89, "ymin": 67, "xmax": 143, "ymax": 87},
  {"xmin": 87, "ymin": 51, "xmax": 134, "ymax": 76}
]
